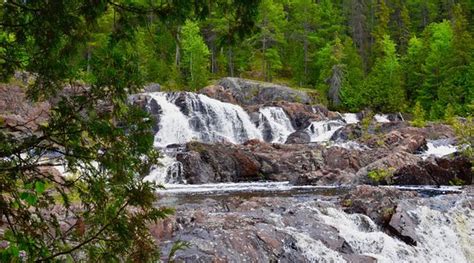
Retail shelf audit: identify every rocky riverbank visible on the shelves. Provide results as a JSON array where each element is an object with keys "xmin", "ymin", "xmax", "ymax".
[{"xmin": 153, "ymin": 185, "xmax": 473, "ymax": 262}]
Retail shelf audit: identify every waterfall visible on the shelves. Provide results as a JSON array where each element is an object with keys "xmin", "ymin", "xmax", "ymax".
[
  {"xmin": 182, "ymin": 93, "xmax": 262, "ymax": 144},
  {"xmin": 317, "ymin": 206, "xmax": 473, "ymax": 262},
  {"xmin": 420, "ymin": 139, "xmax": 458, "ymax": 159},
  {"xmin": 149, "ymin": 93, "xmax": 196, "ymax": 147},
  {"xmin": 258, "ymin": 107, "xmax": 295, "ymax": 143},
  {"xmin": 374, "ymin": 114, "xmax": 391, "ymax": 123},
  {"xmin": 342, "ymin": 113, "xmax": 359, "ymax": 124},
  {"xmin": 264, "ymin": 199, "xmax": 473, "ymax": 263},
  {"xmin": 306, "ymin": 120, "xmax": 345, "ymax": 142},
  {"xmin": 147, "ymin": 92, "xmax": 261, "ymax": 146},
  {"xmin": 144, "ymin": 147, "xmax": 185, "ymax": 184}
]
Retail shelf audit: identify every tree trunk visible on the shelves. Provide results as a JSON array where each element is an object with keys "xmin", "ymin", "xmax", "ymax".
[
  {"xmin": 228, "ymin": 47, "xmax": 234, "ymax": 77},
  {"xmin": 263, "ymin": 37, "xmax": 267, "ymax": 81},
  {"xmin": 175, "ymin": 31, "xmax": 181, "ymax": 66}
]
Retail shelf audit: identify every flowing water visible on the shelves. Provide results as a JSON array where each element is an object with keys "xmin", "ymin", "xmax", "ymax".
[
  {"xmin": 140, "ymin": 91, "xmax": 470, "ymax": 262},
  {"xmin": 374, "ymin": 114, "xmax": 391, "ymax": 123},
  {"xmin": 258, "ymin": 106, "xmax": 295, "ymax": 143},
  {"xmin": 420, "ymin": 139, "xmax": 458, "ymax": 159},
  {"xmin": 342, "ymin": 113, "xmax": 359, "ymax": 124}
]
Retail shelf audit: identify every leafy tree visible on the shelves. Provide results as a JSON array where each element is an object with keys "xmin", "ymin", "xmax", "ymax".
[{"xmin": 181, "ymin": 20, "xmax": 211, "ymax": 90}]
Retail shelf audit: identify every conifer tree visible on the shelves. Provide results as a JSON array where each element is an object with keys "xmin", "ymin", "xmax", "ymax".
[{"xmin": 364, "ymin": 35, "xmax": 405, "ymax": 112}]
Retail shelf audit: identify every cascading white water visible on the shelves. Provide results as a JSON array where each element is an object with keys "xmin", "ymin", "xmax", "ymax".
[
  {"xmin": 317, "ymin": 205, "xmax": 473, "ymax": 262},
  {"xmin": 306, "ymin": 120, "xmax": 345, "ymax": 142},
  {"xmin": 144, "ymin": 154, "xmax": 183, "ymax": 184},
  {"xmin": 149, "ymin": 93, "xmax": 196, "ymax": 147},
  {"xmin": 342, "ymin": 113, "xmax": 359, "ymax": 124},
  {"xmin": 374, "ymin": 114, "xmax": 391, "ymax": 123},
  {"xmin": 258, "ymin": 107, "xmax": 295, "ymax": 143},
  {"xmin": 420, "ymin": 139, "xmax": 458, "ymax": 159},
  {"xmin": 182, "ymin": 93, "xmax": 263, "ymax": 144},
  {"xmin": 265, "ymin": 199, "xmax": 473, "ymax": 263}
]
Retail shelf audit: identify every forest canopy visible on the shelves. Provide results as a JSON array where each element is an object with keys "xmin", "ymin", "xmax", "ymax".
[{"xmin": 55, "ymin": 0, "xmax": 471, "ymax": 117}]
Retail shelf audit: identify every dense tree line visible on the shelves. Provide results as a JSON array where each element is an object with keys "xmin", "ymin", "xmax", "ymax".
[{"xmin": 125, "ymin": 0, "xmax": 473, "ymax": 118}]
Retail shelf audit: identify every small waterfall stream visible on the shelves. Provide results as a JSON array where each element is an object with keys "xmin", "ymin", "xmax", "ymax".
[{"xmin": 258, "ymin": 106, "xmax": 295, "ymax": 143}]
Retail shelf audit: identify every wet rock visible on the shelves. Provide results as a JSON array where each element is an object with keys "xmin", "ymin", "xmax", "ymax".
[
  {"xmin": 292, "ymin": 169, "xmax": 357, "ymax": 186},
  {"xmin": 331, "ymin": 124, "xmax": 363, "ymax": 141},
  {"xmin": 393, "ymin": 156, "xmax": 472, "ymax": 186},
  {"xmin": 357, "ymin": 151, "xmax": 422, "ymax": 183},
  {"xmin": 341, "ymin": 186, "xmax": 418, "ymax": 226},
  {"xmin": 199, "ymin": 84, "xmax": 238, "ymax": 105},
  {"xmin": 388, "ymin": 204, "xmax": 419, "ymax": 246},
  {"xmin": 144, "ymin": 83, "xmax": 161, "ymax": 92},
  {"xmin": 323, "ymin": 147, "xmax": 361, "ymax": 172},
  {"xmin": 285, "ymin": 130, "xmax": 310, "ymax": 144},
  {"xmin": 392, "ymin": 165, "xmax": 436, "ymax": 185}
]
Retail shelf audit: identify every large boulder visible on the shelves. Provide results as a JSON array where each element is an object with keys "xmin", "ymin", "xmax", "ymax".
[
  {"xmin": 212, "ymin": 77, "xmax": 312, "ymax": 106},
  {"xmin": 285, "ymin": 130, "xmax": 311, "ymax": 144},
  {"xmin": 177, "ymin": 140, "xmax": 363, "ymax": 184},
  {"xmin": 393, "ymin": 155, "xmax": 472, "ymax": 185}
]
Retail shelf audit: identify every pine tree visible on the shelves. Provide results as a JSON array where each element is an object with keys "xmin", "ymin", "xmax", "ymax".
[
  {"xmin": 402, "ymin": 36, "xmax": 425, "ymax": 103},
  {"xmin": 364, "ymin": 35, "xmax": 405, "ymax": 112},
  {"xmin": 440, "ymin": 4, "xmax": 473, "ymax": 115},
  {"xmin": 372, "ymin": 0, "xmax": 392, "ymax": 61},
  {"xmin": 411, "ymin": 101, "xmax": 426, "ymax": 127},
  {"xmin": 339, "ymin": 37, "xmax": 366, "ymax": 111},
  {"xmin": 419, "ymin": 21, "xmax": 453, "ymax": 118},
  {"xmin": 253, "ymin": 0, "xmax": 287, "ymax": 81},
  {"xmin": 287, "ymin": 0, "xmax": 319, "ymax": 86}
]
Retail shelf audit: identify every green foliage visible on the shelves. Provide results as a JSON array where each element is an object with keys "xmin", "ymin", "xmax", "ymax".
[
  {"xmin": 444, "ymin": 104, "xmax": 456, "ymax": 125},
  {"xmin": 181, "ymin": 20, "xmax": 211, "ymax": 90},
  {"xmin": 364, "ymin": 35, "xmax": 405, "ymax": 112},
  {"xmin": 252, "ymin": 0, "xmax": 287, "ymax": 82},
  {"xmin": 411, "ymin": 101, "xmax": 426, "ymax": 127},
  {"xmin": 368, "ymin": 168, "xmax": 394, "ymax": 184},
  {"xmin": 361, "ymin": 112, "xmax": 374, "ymax": 139},
  {"xmin": 449, "ymin": 178, "xmax": 465, "ymax": 186},
  {"xmin": 452, "ymin": 117, "xmax": 474, "ymax": 160}
]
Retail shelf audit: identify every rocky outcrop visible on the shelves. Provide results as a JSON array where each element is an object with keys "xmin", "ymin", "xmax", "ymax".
[
  {"xmin": 176, "ymin": 140, "xmax": 328, "ymax": 184},
  {"xmin": 392, "ymin": 156, "xmax": 472, "ymax": 185},
  {"xmin": 201, "ymin": 77, "xmax": 313, "ymax": 106},
  {"xmin": 174, "ymin": 125, "xmax": 471, "ymax": 186}
]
